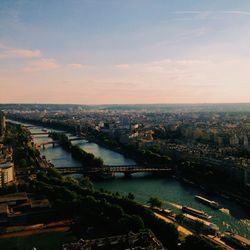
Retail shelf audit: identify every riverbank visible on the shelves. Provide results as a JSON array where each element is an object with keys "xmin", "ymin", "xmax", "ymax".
[
  {"xmin": 2, "ymin": 121, "xmax": 182, "ymax": 249},
  {"xmin": 87, "ymin": 132, "xmax": 250, "ymax": 211},
  {"xmin": 94, "ymin": 177, "xmax": 250, "ymax": 238},
  {"xmin": 9, "ymin": 118, "xmax": 249, "ymax": 197},
  {"xmin": 7, "ymin": 117, "xmax": 137, "ymax": 166},
  {"xmin": 49, "ymin": 132, "xmax": 104, "ymax": 168},
  {"xmin": 7, "ymin": 118, "xmax": 250, "ymax": 238},
  {"xmin": 176, "ymin": 176, "xmax": 250, "ymax": 211},
  {"xmin": 7, "ymin": 116, "xmax": 172, "ymax": 167}
]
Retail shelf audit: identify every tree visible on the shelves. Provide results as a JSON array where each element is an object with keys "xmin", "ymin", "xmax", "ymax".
[
  {"xmin": 147, "ymin": 197, "xmax": 162, "ymax": 208},
  {"xmin": 127, "ymin": 192, "xmax": 135, "ymax": 200},
  {"xmin": 194, "ymin": 220, "xmax": 205, "ymax": 234},
  {"xmin": 47, "ymin": 168, "xmax": 63, "ymax": 179},
  {"xmin": 79, "ymin": 177, "xmax": 94, "ymax": 190},
  {"xmin": 117, "ymin": 214, "xmax": 144, "ymax": 233},
  {"xmin": 181, "ymin": 235, "xmax": 224, "ymax": 250},
  {"xmin": 19, "ymin": 159, "xmax": 28, "ymax": 168},
  {"xmin": 175, "ymin": 214, "xmax": 184, "ymax": 224}
]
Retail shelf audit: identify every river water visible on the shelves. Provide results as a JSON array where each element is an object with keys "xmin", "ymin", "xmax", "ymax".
[{"xmin": 9, "ymin": 120, "xmax": 250, "ymax": 238}]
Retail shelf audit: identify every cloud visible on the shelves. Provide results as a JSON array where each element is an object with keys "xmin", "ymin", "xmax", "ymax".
[
  {"xmin": 110, "ymin": 57, "xmax": 250, "ymax": 98},
  {"xmin": 175, "ymin": 11, "xmax": 202, "ymax": 14},
  {"xmin": 0, "ymin": 43, "xmax": 8, "ymax": 49},
  {"xmin": 221, "ymin": 11, "xmax": 250, "ymax": 16},
  {"xmin": 23, "ymin": 58, "xmax": 59, "ymax": 71},
  {"xmin": 67, "ymin": 63, "xmax": 85, "ymax": 69},
  {"xmin": 0, "ymin": 44, "xmax": 84, "ymax": 71},
  {"xmin": 175, "ymin": 10, "xmax": 250, "ymax": 15},
  {"xmin": 2, "ymin": 56, "xmax": 250, "ymax": 104},
  {"xmin": 0, "ymin": 44, "xmax": 85, "ymax": 71},
  {"xmin": 114, "ymin": 59, "xmax": 212, "ymax": 73},
  {"xmin": 115, "ymin": 64, "xmax": 130, "ymax": 69},
  {"xmin": 0, "ymin": 45, "xmax": 42, "ymax": 59},
  {"xmin": 95, "ymin": 80, "xmax": 137, "ymax": 89},
  {"xmin": 174, "ymin": 10, "xmax": 250, "ymax": 20}
]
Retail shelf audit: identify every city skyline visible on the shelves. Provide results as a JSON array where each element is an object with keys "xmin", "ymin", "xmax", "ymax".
[{"xmin": 1, "ymin": 0, "xmax": 250, "ymax": 104}]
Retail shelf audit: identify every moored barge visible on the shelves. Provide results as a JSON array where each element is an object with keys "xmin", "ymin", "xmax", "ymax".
[{"xmin": 182, "ymin": 206, "xmax": 212, "ymax": 220}]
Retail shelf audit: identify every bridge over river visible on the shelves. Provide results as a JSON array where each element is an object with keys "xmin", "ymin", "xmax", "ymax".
[
  {"xmin": 56, "ymin": 165, "xmax": 172, "ymax": 175},
  {"xmin": 37, "ymin": 138, "xmax": 85, "ymax": 148}
]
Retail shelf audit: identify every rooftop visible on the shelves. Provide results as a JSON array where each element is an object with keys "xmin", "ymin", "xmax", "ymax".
[
  {"xmin": 0, "ymin": 204, "xmax": 9, "ymax": 215},
  {"xmin": 0, "ymin": 162, "xmax": 14, "ymax": 169},
  {"xmin": 0, "ymin": 192, "xmax": 28, "ymax": 204}
]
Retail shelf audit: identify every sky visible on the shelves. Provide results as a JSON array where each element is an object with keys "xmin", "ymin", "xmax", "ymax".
[{"xmin": 0, "ymin": 0, "xmax": 250, "ymax": 104}]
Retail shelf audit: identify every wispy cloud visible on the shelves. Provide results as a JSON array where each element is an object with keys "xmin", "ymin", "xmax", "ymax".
[
  {"xmin": 174, "ymin": 10, "xmax": 250, "ymax": 20},
  {"xmin": 221, "ymin": 11, "xmax": 250, "ymax": 15},
  {"xmin": 0, "ymin": 44, "xmax": 86, "ymax": 71},
  {"xmin": 67, "ymin": 63, "xmax": 85, "ymax": 69},
  {"xmin": 175, "ymin": 10, "xmax": 250, "ymax": 15},
  {"xmin": 0, "ymin": 47, "xmax": 42, "ymax": 59},
  {"xmin": 115, "ymin": 64, "xmax": 130, "ymax": 69},
  {"xmin": 23, "ymin": 58, "xmax": 59, "ymax": 71},
  {"xmin": 175, "ymin": 11, "xmax": 201, "ymax": 14},
  {"xmin": 114, "ymin": 59, "xmax": 212, "ymax": 73}
]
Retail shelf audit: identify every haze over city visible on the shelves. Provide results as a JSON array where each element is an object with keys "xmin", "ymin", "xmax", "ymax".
[{"xmin": 1, "ymin": 0, "xmax": 250, "ymax": 104}]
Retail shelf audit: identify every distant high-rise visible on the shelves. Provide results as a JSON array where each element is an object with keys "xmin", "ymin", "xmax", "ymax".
[{"xmin": 0, "ymin": 111, "xmax": 6, "ymax": 137}]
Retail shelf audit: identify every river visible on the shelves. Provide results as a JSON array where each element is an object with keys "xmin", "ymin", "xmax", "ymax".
[{"xmin": 8, "ymin": 120, "xmax": 250, "ymax": 238}]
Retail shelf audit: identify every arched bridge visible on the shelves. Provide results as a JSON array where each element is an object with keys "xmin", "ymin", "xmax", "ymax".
[{"xmin": 56, "ymin": 165, "xmax": 172, "ymax": 175}]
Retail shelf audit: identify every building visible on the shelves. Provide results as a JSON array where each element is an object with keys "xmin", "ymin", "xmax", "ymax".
[
  {"xmin": 0, "ymin": 204, "xmax": 9, "ymax": 225},
  {"xmin": 62, "ymin": 230, "xmax": 165, "ymax": 250},
  {"xmin": 0, "ymin": 162, "xmax": 14, "ymax": 187},
  {"xmin": 0, "ymin": 192, "xmax": 29, "ymax": 206},
  {"xmin": 243, "ymin": 135, "xmax": 249, "ymax": 147},
  {"xmin": 229, "ymin": 134, "xmax": 239, "ymax": 146},
  {"xmin": 0, "ymin": 146, "xmax": 13, "ymax": 163},
  {"xmin": 0, "ymin": 111, "xmax": 6, "ymax": 138},
  {"xmin": 0, "ymin": 145, "xmax": 14, "ymax": 187}
]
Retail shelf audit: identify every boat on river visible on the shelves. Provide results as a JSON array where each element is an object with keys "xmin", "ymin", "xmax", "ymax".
[
  {"xmin": 182, "ymin": 206, "xmax": 212, "ymax": 220},
  {"xmin": 195, "ymin": 195, "xmax": 221, "ymax": 209},
  {"xmin": 182, "ymin": 213, "xmax": 219, "ymax": 235},
  {"xmin": 222, "ymin": 231, "xmax": 250, "ymax": 250}
]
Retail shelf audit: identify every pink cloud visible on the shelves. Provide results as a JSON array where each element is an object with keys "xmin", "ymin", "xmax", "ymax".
[
  {"xmin": 23, "ymin": 58, "xmax": 59, "ymax": 71},
  {"xmin": 0, "ymin": 47, "xmax": 42, "ymax": 59},
  {"xmin": 115, "ymin": 64, "xmax": 130, "ymax": 69},
  {"xmin": 67, "ymin": 63, "xmax": 85, "ymax": 69}
]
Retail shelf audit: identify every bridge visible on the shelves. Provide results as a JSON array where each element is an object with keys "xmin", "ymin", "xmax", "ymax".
[
  {"xmin": 39, "ymin": 141, "xmax": 59, "ymax": 147},
  {"xmin": 69, "ymin": 137, "xmax": 85, "ymax": 141},
  {"xmin": 56, "ymin": 165, "xmax": 172, "ymax": 175},
  {"xmin": 24, "ymin": 125, "xmax": 36, "ymax": 128},
  {"xmin": 38, "ymin": 137, "xmax": 85, "ymax": 148},
  {"xmin": 31, "ymin": 132, "xmax": 49, "ymax": 135},
  {"xmin": 34, "ymin": 135, "xmax": 51, "ymax": 139}
]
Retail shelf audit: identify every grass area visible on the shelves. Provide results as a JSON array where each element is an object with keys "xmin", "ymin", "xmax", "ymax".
[{"xmin": 0, "ymin": 231, "xmax": 76, "ymax": 250}]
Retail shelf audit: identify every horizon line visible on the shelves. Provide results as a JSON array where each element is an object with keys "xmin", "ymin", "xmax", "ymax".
[{"xmin": 0, "ymin": 102, "xmax": 250, "ymax": 106}]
